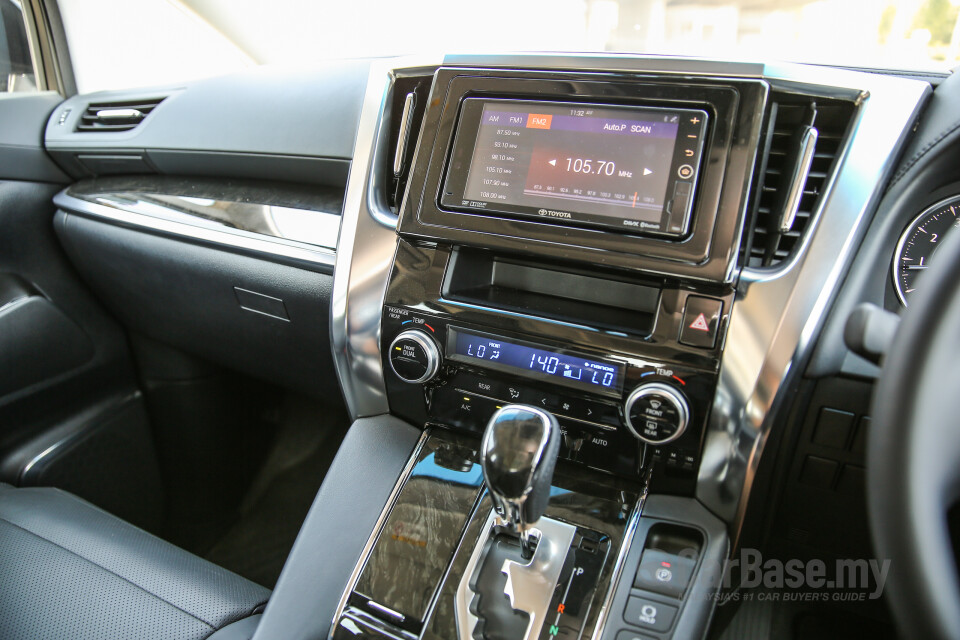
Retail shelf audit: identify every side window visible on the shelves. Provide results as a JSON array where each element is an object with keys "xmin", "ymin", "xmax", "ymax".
[{"xmin": 0, "ymin": 0, "xmax": 36, "ymax": 92}]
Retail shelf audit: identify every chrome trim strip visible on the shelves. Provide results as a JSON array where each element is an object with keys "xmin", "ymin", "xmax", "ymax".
[
  {"xmin": 779, "ymin": 126, "xmax": 818, "ymax": 233},
  {"xmin": 443, "ymin": 52, "xmax": 765, "ymax": 78},
  {"xmin": 0, "ymin": 296, "xmax": 29, "ymax": 317},
  {"xmin": 21, "ymin": 442, "xmax": 68, "ymax": 479},
  {"xmin": 331, "ymin": 56, "xmax": 441, "ymax": 419},
  {"xmin": 328, "ymin": 428, "xmax": 431, "ymax": 638},
  {"xmin": 697, "ymin": 66, "xmax": 930, "ymax": 543},
  {"xmin": 53, "ymin": 191, "xmax": 336, "ymax": 270},
  {"xmin": 366, "ymin": 601, "xmax": 405, "ymax": 621},
  {"xmin": 590, "ymin": 474, "xmax": 650, "ymax": 640}
]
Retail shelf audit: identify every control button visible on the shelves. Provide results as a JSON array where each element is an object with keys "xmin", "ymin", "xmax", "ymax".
[
  {"xmin": 851, "ymin": 416, "xmax": 870, "ymax": 455},
  {"xmin": 504, "ymin": 384, "xmax": 524, "ymax": 402},
  {"xmin": 679, "ymin": 295, "xmax": 723, "ymax": 349},
  {"xmin": 430, "ymin": 388, "xmax": 499, "ymax": 432},
  {"xmin": 559, "ymin": 426, "xmax": 586, "ymax": 456},
  {"xmin": 812, "ymin": 408, "xmax": 854, "ymax": 449},
  {"xmin": 389, "ymin": 329, "xmax": 441, "ymax": 384},
  {"xmin": 634, "ymin": 549, "xmax": 697, "ymax": 599},
  {"xmin": 452, "ymin": 372, "xmax": 507, "ymax": 400},
  {"xmin": 520, "ymin": 388, "xmax": 560, "ymax": 411},
  {"xmin": 677, "ymin": 164, "xmax": 694, "ymax": 179},
  {"xmin": 553, "ymin": 396, "xmax": 579, "ymax": 418},
  {"xmin": 623, "ymin": 596, "xmax": 677, "ymax": 633},
  {"xmin": 799, "ymin": 455, "xmax": 838, "ymax": 489},
  {"xmin": 616, "ymin": 631, "xmax": 656, "ymax": 640},
  {"xmin": 624, "ymin": 383, "xmax": 690, "ymax": 445},
  {"xmin": 667, "ymin": 180, "xmax": 692, "ymax": 218}
]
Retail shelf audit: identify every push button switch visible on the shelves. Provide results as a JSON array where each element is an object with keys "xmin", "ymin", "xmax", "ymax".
[
  {"xmin": 451, "ymin": 372, "xmax": 507, "ymax": 400},
  {"xmin": 679, "ymin": 295, "xmax": 723, "ymax": 349},
  {"xmin": 634, "ymin": 549, "xmax": 697, "ymax": 599},
  {"xmin": 623, "ymin": 596, "xmax": 677, "ymax": 633}
]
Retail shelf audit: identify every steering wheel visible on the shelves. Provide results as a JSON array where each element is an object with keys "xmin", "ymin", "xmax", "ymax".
[{"xmin": 870, "ymin": 226, "xmax": 960, "ymax": 639}]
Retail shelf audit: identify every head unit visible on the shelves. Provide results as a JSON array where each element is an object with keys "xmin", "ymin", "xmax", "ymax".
[
  {"xmin": 397, "ymin": 69, "xmax": 767, "ymax": 282},
  {"xmin": 441, "ymin": 98, "xmax": 708, "ymax": 238}
]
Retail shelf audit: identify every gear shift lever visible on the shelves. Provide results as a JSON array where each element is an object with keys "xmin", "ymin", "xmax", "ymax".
[{"xmin": 481, "ymin": 404, "xmax": 560, "ymax": 558}]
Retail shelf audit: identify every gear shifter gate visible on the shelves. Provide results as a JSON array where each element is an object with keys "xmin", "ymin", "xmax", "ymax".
[{"xmin": 457, "ymin": 511, "xmax": 576, "ymax": 640}]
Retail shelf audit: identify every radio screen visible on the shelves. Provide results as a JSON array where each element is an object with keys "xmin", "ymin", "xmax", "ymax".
[
  {"xmin": 447, "ymin": 328, "xmax": 624, "ymax": 396},
  {"xmin": 441, "ymin": 99, "xmax": 708, "ymax": 237}
]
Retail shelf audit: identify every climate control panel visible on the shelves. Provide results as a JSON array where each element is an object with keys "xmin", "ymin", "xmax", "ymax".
[{"xmin": 382, "ymin": 305, "xmax": 716, "ymax": 481}]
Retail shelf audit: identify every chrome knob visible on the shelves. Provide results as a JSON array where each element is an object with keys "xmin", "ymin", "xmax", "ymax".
[
  {"xmin": 388, "ymin": 329, "xmax": 441, "ymax": 384},
  {"xmin": 623, "ymin": 383, "xmax": 690, "ymax": 445}
]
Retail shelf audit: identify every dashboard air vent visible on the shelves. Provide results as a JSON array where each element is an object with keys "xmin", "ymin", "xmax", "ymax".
[
  {"xmin": 742, "ymin": 94, "xmax": 856, "ymax": 268},
  {"xmin": 386, "ymin": 72, "xmax": 433, "ymax": 212},
  {"xmin": 76, "ymin": 98, "xmax": 166, "ymax": 132}
]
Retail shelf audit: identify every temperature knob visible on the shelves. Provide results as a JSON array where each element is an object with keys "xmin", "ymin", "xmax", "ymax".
[
  {"xmin": 389, "ymin": 330, "xmax": 441, "ymax": 384},
  {"xmin": 623, "ymin": 383, "xmax": 689, "ymax": 445}
]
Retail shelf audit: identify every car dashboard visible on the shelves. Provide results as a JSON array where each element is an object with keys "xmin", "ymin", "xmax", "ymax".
[{"xmin": 38, "ymin": 52, "xmax": 955, "ymax": 640}]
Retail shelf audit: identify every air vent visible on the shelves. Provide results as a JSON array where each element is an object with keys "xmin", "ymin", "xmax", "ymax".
[
  {"xmin": 386, "ymin": 73, "xmax": 433, "ymax": 212},
  {"xmin": 742, "ymin": 94, "xmax": 856, "ymax": 268},
  {"xmin": 76, "ymin": 98, "xmax": 166, "ymax": 132}
]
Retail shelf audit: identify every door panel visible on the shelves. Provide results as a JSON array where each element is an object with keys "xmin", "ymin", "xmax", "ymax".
[{"xmin": 0, "ymin": 92, "xmax": 164, "ymax": 531}]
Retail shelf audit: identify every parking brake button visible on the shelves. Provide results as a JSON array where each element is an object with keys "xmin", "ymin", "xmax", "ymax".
[{"xmin": 634, "ymin": 549, "xmax": 696, "ymax": 598}]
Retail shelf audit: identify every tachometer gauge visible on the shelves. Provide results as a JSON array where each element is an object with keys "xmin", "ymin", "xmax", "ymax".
[{"xmin": 893, "ymin": 195, "xmax": 960, "ymax": 306}]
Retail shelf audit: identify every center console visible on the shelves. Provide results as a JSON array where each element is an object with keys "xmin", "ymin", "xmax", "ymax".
[
  {"xmin": 327, "ymin": 65, "xmax": 766, "ymax": 640},
  {"xmin": 382, "ymin": 68, "xmax": 766, "ymax": 490}
]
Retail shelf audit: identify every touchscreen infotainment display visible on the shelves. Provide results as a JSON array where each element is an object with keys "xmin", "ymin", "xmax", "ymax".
[{"xmin": 441, "ymin": 99, "xmax": 708, "ymax": 237}]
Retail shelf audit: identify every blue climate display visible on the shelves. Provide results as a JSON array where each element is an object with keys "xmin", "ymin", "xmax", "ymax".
[{"xmin": 448, "ymin": 328, "xmax": 624, "ymax": 395}]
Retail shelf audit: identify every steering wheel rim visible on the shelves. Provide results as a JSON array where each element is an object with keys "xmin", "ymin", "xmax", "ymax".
[{"xmin": 870, "ymin": 226, "xmax": 960, "ymax": 640}]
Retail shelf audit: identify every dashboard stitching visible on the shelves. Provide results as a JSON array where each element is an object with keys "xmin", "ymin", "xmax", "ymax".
[{"xmin": 888, "ymin": 116, "xmax": 960, "ymax": 189}]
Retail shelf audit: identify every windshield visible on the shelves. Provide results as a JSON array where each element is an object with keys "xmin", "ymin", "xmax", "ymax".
[{"xmin": 60, "ymin": 0, "xmax": 959, "ymax": 92}]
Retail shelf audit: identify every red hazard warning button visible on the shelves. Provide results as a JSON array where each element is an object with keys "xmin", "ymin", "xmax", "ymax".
[
  {"xmin": 689, "ymin": 313, "xmax": 710, "ymax": 332},
  {"xmin": 679, "ymin": 296, "xmax": 722, "ymax": 349}
]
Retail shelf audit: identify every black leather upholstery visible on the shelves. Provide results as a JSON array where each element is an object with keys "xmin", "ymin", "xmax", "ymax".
[{"xmin": 0, "ymin": 484, "xmax": 269, "ymax": 640}]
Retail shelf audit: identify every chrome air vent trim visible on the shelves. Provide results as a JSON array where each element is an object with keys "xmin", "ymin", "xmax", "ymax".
[
  {"xmin": 331, "ymin": 57, "xmax": 442, "ymax": 419},
  {"xmin": 743, "ymin": 95, "xmax": 856, "ymax": 268},
  {"xmin": 697, "ymin": 64, "xmax": 930, "ymax": 547}
]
